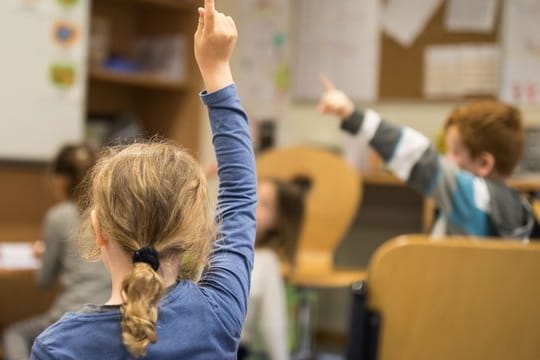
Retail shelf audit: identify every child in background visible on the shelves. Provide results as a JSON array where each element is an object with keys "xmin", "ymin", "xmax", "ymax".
[
  {"xmin": 30, "ymin": 1, "xmax": 257, "ymax": 359},
  {"xmin": 318, "ymin": 77, "xmax": 538, "ymax": 239},
  {"xmin": 3, "ymin": 144, "xmax": 110, "ymax": 360},
  {"xmin": 238, "ymin": 179, "xmax": 305, "ymax": 360}
]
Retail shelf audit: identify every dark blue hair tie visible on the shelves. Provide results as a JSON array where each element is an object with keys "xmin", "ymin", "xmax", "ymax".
[{"xmin": 132, "ymin": 246, "xmax": 160, "ymax": 271}]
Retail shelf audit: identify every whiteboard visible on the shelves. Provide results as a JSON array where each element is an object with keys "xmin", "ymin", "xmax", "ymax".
[
  {"xmin": 0, "ymin": 0, "xmax": 88, "ymax": 162},
  {"xmin": 292, "ymin": 0, "xmax": 380, "ymax": 101}
]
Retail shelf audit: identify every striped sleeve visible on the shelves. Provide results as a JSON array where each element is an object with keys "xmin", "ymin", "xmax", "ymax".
[{"xmin": 341, "ymin": 109, "xmax": 493, "ymax": 236}]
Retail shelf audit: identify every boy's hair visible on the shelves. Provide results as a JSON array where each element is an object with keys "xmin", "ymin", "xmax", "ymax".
[
  {"xmin": 51, "ymin": 143, "xmax": 96, "ymax": 201},
  {"xmin": 78, "ymin": 141, "xmax": 216, "ymax": 357},
  {"xmin": 256, "ymin": 178, "xmax": 307, "ymax": 265},
  {"xmin": 444, "ymin": 100, "xmax": 524, "ymax": 177}
]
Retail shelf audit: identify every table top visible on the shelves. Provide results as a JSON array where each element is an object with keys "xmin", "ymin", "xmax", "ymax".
[{"xmin": 363, "ymin": 170, "xmax": 540, "ymax": 192}]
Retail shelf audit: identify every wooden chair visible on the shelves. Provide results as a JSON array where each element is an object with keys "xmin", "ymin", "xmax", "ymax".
[
  {"xmin": 347, "ymin": 235, "xmax": 540, "ymax": 360},
  {"xmin": 257, "ymin": 146, "xmax": 366, "ymax": 359}
]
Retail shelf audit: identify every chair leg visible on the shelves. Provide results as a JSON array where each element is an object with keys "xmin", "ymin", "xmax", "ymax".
[{"xmin": 293, "ymin": 287, "xmax": 315, "ymax": 360}]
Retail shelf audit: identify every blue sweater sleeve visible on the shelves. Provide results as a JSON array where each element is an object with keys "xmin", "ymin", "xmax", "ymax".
[
  {"xmin": 30, "ymin": 339, "xmax": 53, "ymax": 360},
  {"xmin": 199, "ymin": 85, "xmax": 257, "ymax": 336}
]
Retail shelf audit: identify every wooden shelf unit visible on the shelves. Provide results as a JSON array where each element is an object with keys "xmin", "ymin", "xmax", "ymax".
[
  {"xmin": 0, "ymin": 0, "xmax": 203, "ymax": 243},
  {"xmin": 135, "ymin": 0, "xmax": 194, "ymax": 10},
  {"xmin": 88, "ymin": 0, "xmax": 202, "ymax": 153},
  {"xmin": 89, "ymin": 67, "xmax": 186, "ymax": 90}
]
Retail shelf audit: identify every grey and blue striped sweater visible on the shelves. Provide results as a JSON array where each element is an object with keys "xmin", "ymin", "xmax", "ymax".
[{"xmin": 342, "ymin": 109, "xmax": 538, "ymax": 240}]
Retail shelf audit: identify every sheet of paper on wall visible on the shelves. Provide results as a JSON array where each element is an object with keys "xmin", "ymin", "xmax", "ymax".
[
  {"xmin": 0, "ymin": 243, "xmax": 40, "ymax": 270},
  {"xmin": 500, "ymin": 0, "xmax": 540, "ymax": 105},
  {"xmin": 424, "ymin": 44, "xmax": 499, "ymax": 98},
  {"xmin": 236, "ymin": 0, "xmax": 290, "ymax": 119},
  {"xmin": 445, "ymin": 0, "xmax": 499, "ymax": 33},
  {"xmin": 293, "ymin": 0, "xmax": 380, "ymax": 101},
  {"xmin": 382, "ymin": 0, "xmax": 443, "ymax": 47}
]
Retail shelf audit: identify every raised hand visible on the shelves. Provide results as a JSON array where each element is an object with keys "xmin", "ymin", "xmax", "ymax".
[
  {"xmin": 317, "ymin": 75, "xmax": 355, "ymax": 119},
  {"xmin": 194, "ymin": 0, "xmax": 238, "ymax": 93}
]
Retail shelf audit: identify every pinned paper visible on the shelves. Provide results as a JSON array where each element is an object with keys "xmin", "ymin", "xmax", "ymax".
[
  {"xmin": 500, "ymin": 0, "xmax": 540, "ymax": 105},
  {"xmin": 445, "ymin": 0, "xmax": 499, "ymax": 33},
  {"xmin": 293, "ymin": 0, "xmax": 380, "ymax": 101},
  {"xmin": 382, "ymin": 0, "xmax": 442, "ymax": 47},
  {"xmin": 424, "ymin": 44, "xmax": 500, "ymax": 98}
]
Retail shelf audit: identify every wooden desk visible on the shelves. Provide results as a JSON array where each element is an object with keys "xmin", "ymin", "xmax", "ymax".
[
  {"xmin": 364, "ymin": 170, "xmax": 540, "ymax": 191},
  {"xmin": 363, "ymin": 170, "xmax": 540, "ymax": 232},
  {"xmin": 508, "ymin": 174, "xmax": 540, "ymax": 193},
  {"xmin": 0, "ymin": 269, "xmax": 57, "ymax": 332}
]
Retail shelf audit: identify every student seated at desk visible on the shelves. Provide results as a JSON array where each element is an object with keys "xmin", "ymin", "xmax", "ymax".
[
  {"xmin": 2, "ymin": 144, "xmax": 110, "ymax": 360},
  {"xmin": 318, "ymin": 77, "xmax": 539, "ymax": 240},
  {"xmin": 238, "ymin": 179, "xmax": 305, "ymax": 360}
]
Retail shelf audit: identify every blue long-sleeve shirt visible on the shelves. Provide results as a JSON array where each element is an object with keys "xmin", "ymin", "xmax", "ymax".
[{"xmin": 30, "ymin": 84, "xmax": 257, "ymax": 360}]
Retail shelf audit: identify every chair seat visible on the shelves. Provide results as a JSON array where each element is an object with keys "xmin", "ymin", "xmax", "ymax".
[{"xmin": 288, "ymin": 269, "xmax": 367, "ymax": 288}]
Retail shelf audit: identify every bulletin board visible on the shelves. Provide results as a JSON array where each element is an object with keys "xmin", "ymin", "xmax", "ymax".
[
  {"xmin": 292, "ymin": 0, "xmax": 502, "ymax": 101},
  {"xmin": 378, "ymin": 1, "xmax": 501, "ymax": 100}
]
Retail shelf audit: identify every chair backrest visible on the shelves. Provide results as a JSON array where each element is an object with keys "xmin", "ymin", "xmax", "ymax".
[
  {"xmin": 257, "ymin": 146, "xmax": 361, "ymax": 274},
  {"xmin": 366, "ymin": 235, "xmax": 540, "ymax": 360},
  {"xmin": 533, "ymin": 198, "xmax": 540, "ymax": 220}
]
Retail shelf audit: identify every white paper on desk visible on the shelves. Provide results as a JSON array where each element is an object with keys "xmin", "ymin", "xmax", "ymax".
[
  {"xmin": 382, "ymin": 0, "xmax": 442, "ymax": 47},
  {"xmin": 293, "ymin": 0, "xmax": 380, "ymax": 101},
  {"xmin": 0, "ymin": 243, "xmax": 40, "ymax": 270},
  {"xmin": 445, "ymin": 0, "xmax": 499, "ymax": 33}
]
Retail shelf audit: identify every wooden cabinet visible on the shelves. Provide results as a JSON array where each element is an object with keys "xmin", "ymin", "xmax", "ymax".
[
  {"xmin": 88, "ymin": 0, "xmax": 202, "ymax": 152},
  {"xmin": 0, "ymin": 0, "xmax": 202, "ymax": 242}
]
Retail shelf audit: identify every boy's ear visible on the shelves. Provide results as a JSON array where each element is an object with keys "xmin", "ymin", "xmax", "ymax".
[
  {"xmin": 91, "ymin": 210, "xmax": 107, "ymax": 247},
  {"xmin": 476, "ymin": 152, "xmax": 496, "ymax": 177}
]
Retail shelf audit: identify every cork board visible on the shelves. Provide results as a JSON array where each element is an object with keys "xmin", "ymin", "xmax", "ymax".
[{"xmin": 379, "ymin": 1, "xmax": 501, "ymax": 100}]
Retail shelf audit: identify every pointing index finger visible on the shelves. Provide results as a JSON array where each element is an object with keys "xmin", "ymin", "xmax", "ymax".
[
  {"xmin": 204, "ymin": 0, "xmax": 215, "ymax": 13},
  {"xmin": 320, "ymin": 75, "xmax": 335, "ymax": 91}
]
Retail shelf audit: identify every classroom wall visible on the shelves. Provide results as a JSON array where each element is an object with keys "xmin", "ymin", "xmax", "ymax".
[
  {"xmin": 200, "ymin": 0, "xmax": 540, "ymax": 161},
  {"xmin": 198, "ymin": 0, "xmax": 540, "ymax": 337}
]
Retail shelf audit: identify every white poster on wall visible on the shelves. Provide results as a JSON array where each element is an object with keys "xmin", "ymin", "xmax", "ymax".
[
  {"xmin": 236, "ymin": 0, "xmax": 290, "ymax": 120},
  {"xmin": 500, "ymin": 0, "xmax": 540, "ymax": 105},
  {"xmin": 293, "ymin": 0, "xmax": 380, "ymax": 101},
  {"xmin": 0, "ymin": 0, "xmax": 89, "ymax": 161}
]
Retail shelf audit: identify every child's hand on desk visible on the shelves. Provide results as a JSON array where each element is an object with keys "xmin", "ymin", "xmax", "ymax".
[
  {"xmin": 317, "ymin": 75, "xmax": 355, "ymax": 119},
  {"xmin": 194, "ymin": 0, "xmax": 237, "ymax": 93},
  {"xmin": 32, "ymin": 240, "xmax": 45, "ymax": 259}
]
